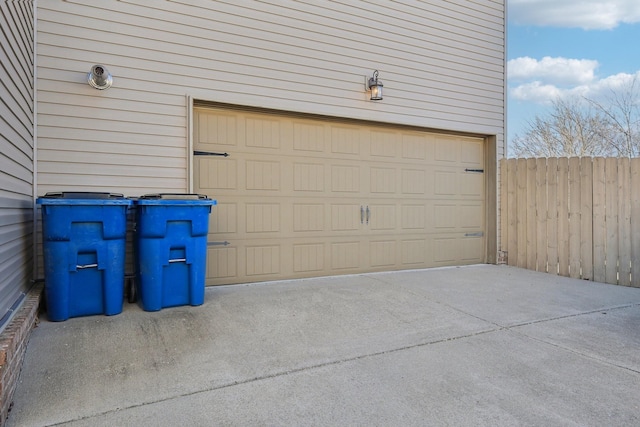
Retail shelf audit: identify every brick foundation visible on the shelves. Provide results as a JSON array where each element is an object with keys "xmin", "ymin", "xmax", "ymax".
[{"xmin": 0, "ymin": 284, "xmax": 43, "ymax": 425}]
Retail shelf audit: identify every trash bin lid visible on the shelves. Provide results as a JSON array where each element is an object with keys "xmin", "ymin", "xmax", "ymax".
[
  {"xmin": 136, "ymin": 193, "xmax": 216, "ymax": 206},
  {"xmin": 41, "ymin": 191, "xmax": 126, "ymax": 199},
  {"xmin": 139, "ymin": 193, "xmax": 211, "ymax": 200},
  {"xmin": 37, "ymin": 192, "xmax": 132, "ymax": 206}
]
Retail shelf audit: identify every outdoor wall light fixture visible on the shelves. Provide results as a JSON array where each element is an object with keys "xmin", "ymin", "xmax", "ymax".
[
  {"xmin": 366, "ymin": 70, "xmax": 383, "ymax": 100},
  {"xmin": 87, "ymin": 64, "xmax": 113, "ymax": 90}
]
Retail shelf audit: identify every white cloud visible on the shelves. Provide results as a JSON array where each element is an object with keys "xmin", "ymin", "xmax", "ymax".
[
  {"xmin": 509, "ymin": 0, "xmax": 640, "ymax": 30},
  {"xmin": 574, "ymin": 71, "xmax": 640, "ymax": 97},
  {"xmin": 508, "ymin": 56, "xmax": 599, "ymax": 86},
  {"xmin": 510, "ymin": 68, "xmax": 640, "ymax": 104},
  {"xmin": 510, "ymin": 81, "xmax": 563, "ymax": 103}
]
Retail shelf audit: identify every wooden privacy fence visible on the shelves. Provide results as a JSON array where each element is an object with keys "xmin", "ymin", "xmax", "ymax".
[{"xmin": 500, "ymin": 157, "xmax": 640, "ymax": 287}]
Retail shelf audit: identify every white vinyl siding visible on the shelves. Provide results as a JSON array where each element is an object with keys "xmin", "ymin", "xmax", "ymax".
[
  {"xmin": 0, "ymin": 1, "xmax": 35, "ymax": 325},
  {"xmin": 36, "ymin": 0, "xmax": 504, "ymax": 197},
  {"xmin": 36, "ymin": 1, "xmax": 504, "ymax": 265}
]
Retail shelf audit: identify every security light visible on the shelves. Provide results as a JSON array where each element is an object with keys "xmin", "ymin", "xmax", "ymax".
[
  {"xmin": 87, "ymin": 64, "xmax": 113, "ymax": 90},
  {"xmin": 366, "ymin": 70, "xmax": 383, "ymax": 100}
]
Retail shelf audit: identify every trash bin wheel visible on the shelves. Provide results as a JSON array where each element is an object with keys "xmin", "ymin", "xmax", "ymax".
[{"xmin": 126, "ymin": 276, "xmax": 136, "ymax": 303}]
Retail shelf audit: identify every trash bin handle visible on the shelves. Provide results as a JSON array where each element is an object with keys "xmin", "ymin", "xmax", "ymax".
[{"xmin": 76, "ymin": 263, "xmax": 98, "ymax": 269}]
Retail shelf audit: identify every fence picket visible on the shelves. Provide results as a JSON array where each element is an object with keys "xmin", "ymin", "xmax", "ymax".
[
  {"xmin": 580, "ymin": 158, "xmax": 593, "ymax": 281},
  {"xmin": 527, "ymin": 158, "xmax": 538, "ymax": 270},
  {"xmin": 507, "ymin": 159, "xmax": 518, "ymax": 266},
  {"xmin": 568, "ymin": 157, "xmax": 581, "ymax": 278},
  {"xmin": 535, "ymin": 158, "xmax": 548, "ymax": 272},
  {"xmin": 500, "ymin": 158, "xmax": 508, "ymax": 262},
  {"xmin": 557, "ymin": 158, "xmax": 570, "ymax": 277},
  {"xmin": 516, "ymin": 159, "xmax": 528, "ymax": 268},
  {"xmin": 605, "ymin": 158, "xmax": 619, "ymax": 284},
  {"xmin": 618, "ymin": 157, "xmax": 631, "ymax": 286},
  {"xmin": 592, "ymin": 158, "xmax": 607, "ymax": 283},
  {"xmin": 546, "ymin": 158, "xmax": 559, "ymax": 275}
]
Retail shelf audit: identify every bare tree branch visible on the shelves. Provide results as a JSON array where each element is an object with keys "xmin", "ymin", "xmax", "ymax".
[
  {"xmin": 510, "ymin": 79, "xmax": 640, "ymax": 158},
  {"xmin": 511, "ymin": 97, "xmax": 615, "ymax": 158},
  {"xmin": 584, "ymin": 75, "xmax": 640, "ymax": 157}
]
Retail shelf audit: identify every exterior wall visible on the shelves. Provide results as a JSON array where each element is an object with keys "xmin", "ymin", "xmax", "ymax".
[
  {"xmin": 0, "ymin": 0, "xmax": 35, "ymax": 327},
  {"xmin": 36, "ymin": 0, "xmax": 506, "ymax": 198},
  {"xmin": 0, "ymin": 0, "xmax": 36, "ymax": 422}
]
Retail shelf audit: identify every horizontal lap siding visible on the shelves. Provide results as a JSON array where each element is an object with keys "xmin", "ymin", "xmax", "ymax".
[
  {"xmin": 0, "ymin": 1, "xmax": 34, "ymax": 323},
  {"xmin": 37, "ymin": 0, "xmax": 505, "ymax": 197}
]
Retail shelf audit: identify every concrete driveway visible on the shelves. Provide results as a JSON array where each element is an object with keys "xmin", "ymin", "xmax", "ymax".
[{"xmin": 7, "ymin": 265, "xmax": 640, "ymax": 426}]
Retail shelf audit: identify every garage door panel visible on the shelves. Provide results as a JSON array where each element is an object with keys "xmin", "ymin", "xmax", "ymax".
[
  {"xmin": 402, "ymin": 169, "xmax": 426, "ymax": 194},
  {"xmin": 331, "ymin": 204, "xmax": 362, "ymax": 231},
  {"xmin": 207, "ymin": 247, "xmax": 238, "ymax": 280},
  {"xmin": 246, "ymin": 159, "xmax": 281, "ymax": 191},
  {"xmin": 459, "ymin": 204, "xmax": 484, "ymax": 229},
  {"xmin": 331, "ymin": 126, "xmax": 361, "ymax": 155},
  {"xmin": 246, "ymin": 244, "xmax": 281, "ymax": 276},
  {"xmin": 402, "ymin": 239, "xmax": 428, "ymax": 265},
  {"xmin": 293, "ymin": 243, "xmax": 325, "ymax": 273},
  {"xmin": 330, "ymin": 241, "xmax": 362, "ymax": 271},
  {"xmin": 368, "ymin": 204, "xmax": 396, "ymax": 231},
  {"xmin": 293, "ymin": 121, "xmax": 326, "ymax": 152},
  {"xmin": 431, "ymin": 235, "xmax": 485, "ymax": 265},
  {"xmin": 461, "ymin": 139, "xmax": 484, "ymax": 164},
  {"xmin": 245, "ymin": 203, "xmax": 281, "ymax": 233},
  {"xmin": 460, "ymin": 172, "xmax": 484, "ymax": 196},
  {"xmin": 402, "ymin": 133, "xmax": 433, "ymax": 160},
  {"xmin": 370, "ymin": 130, "xmax": 400, "ymax": 158},
  {"xmin": 434, "ymin": 204, "xmax": 457, "ymax": 229},
  {"xmin": 434, "ymin": 171, "xmax": 457, "ymax": 195},
  {"xmin": 197, "ymin": 157, "xmax": 237, "ymax": 190},
  {"xmin": 370, "ymin": 167, "xmax": 397, "ymax": 194},
  {"xmin": 462, "ymin": 237, "xmax": 484, "ymax": 262},
  {"xmin": 196, "ymin": 110, "xmax": 238, "ymax": 146},
  {"xmin": 209, "ymin": 202, "xmax": 238, "ymax": 234},
  {"xmin": 435, "ymin": 137, "xmax": 459, "ymax": 163},
  {"xmin": 433, "ymin": 237, "xmax": 458, "ymax": 263},
  {"xmin": 293, "ymin": 162, "xmax": 325, "ymax": 192},
  {"xmin": 293, "ymin": 203, "xmax": 325, "ymax": 232},
  {"xmin": 401, "ymin": 204, "xmax": 426, "ymax": 230},
  {"xmin": 195, "ymin": 106, "xmax": 485, "ymax": 286},
  {"xmin": 331, "ymin": 165, "xmax": 361, "ymax": 193},
  {"xmin": 370, "ymin": 240, "xmax": 397, "ymax": 267},
  {"xmin": 245, "ymin": 116, "xmax": 282, "ymax": 149}
]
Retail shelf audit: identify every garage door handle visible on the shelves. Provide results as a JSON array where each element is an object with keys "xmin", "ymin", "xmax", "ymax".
[
  {"xmin": 360, "ymin": 206, "xmax": 365, "ymax": 224},
  {"xmin": 366, "ymin": 206, "xmax": 370, "ymax": 224}
]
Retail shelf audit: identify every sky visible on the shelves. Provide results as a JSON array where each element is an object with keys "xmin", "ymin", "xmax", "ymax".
[{"xmin": 507, "ymin": 0, "xmax": 640, "ymax": 150}]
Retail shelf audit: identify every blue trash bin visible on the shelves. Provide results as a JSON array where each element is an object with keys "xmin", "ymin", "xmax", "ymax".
[
  {"xmin": 37, "ymin": 192, "xmax": 132, "ymax": 321},
  {"xmin": 134, "ymin": 194, "xmax": 216, "ymax": 311}
]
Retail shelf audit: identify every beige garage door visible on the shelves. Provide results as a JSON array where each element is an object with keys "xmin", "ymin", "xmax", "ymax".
[{"xmin": 194, "ymin": 106, "xmax": 485, "ymax": 286}]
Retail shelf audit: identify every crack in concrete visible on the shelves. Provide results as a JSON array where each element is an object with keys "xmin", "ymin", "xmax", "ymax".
[
  {"xmin": 49, "ymin": 326, "xmax": 505, "ymax": 426},
  {"xmin": 47, "ymin": 274, "xmax": 640, "ymax": 426},
  {"xmin": 507, "ymin": 304, "xmax": 640, "ymax": 376},
  {"xmin": 366, "ymin": 273, "xmax": 640, "ymax": 375}
]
